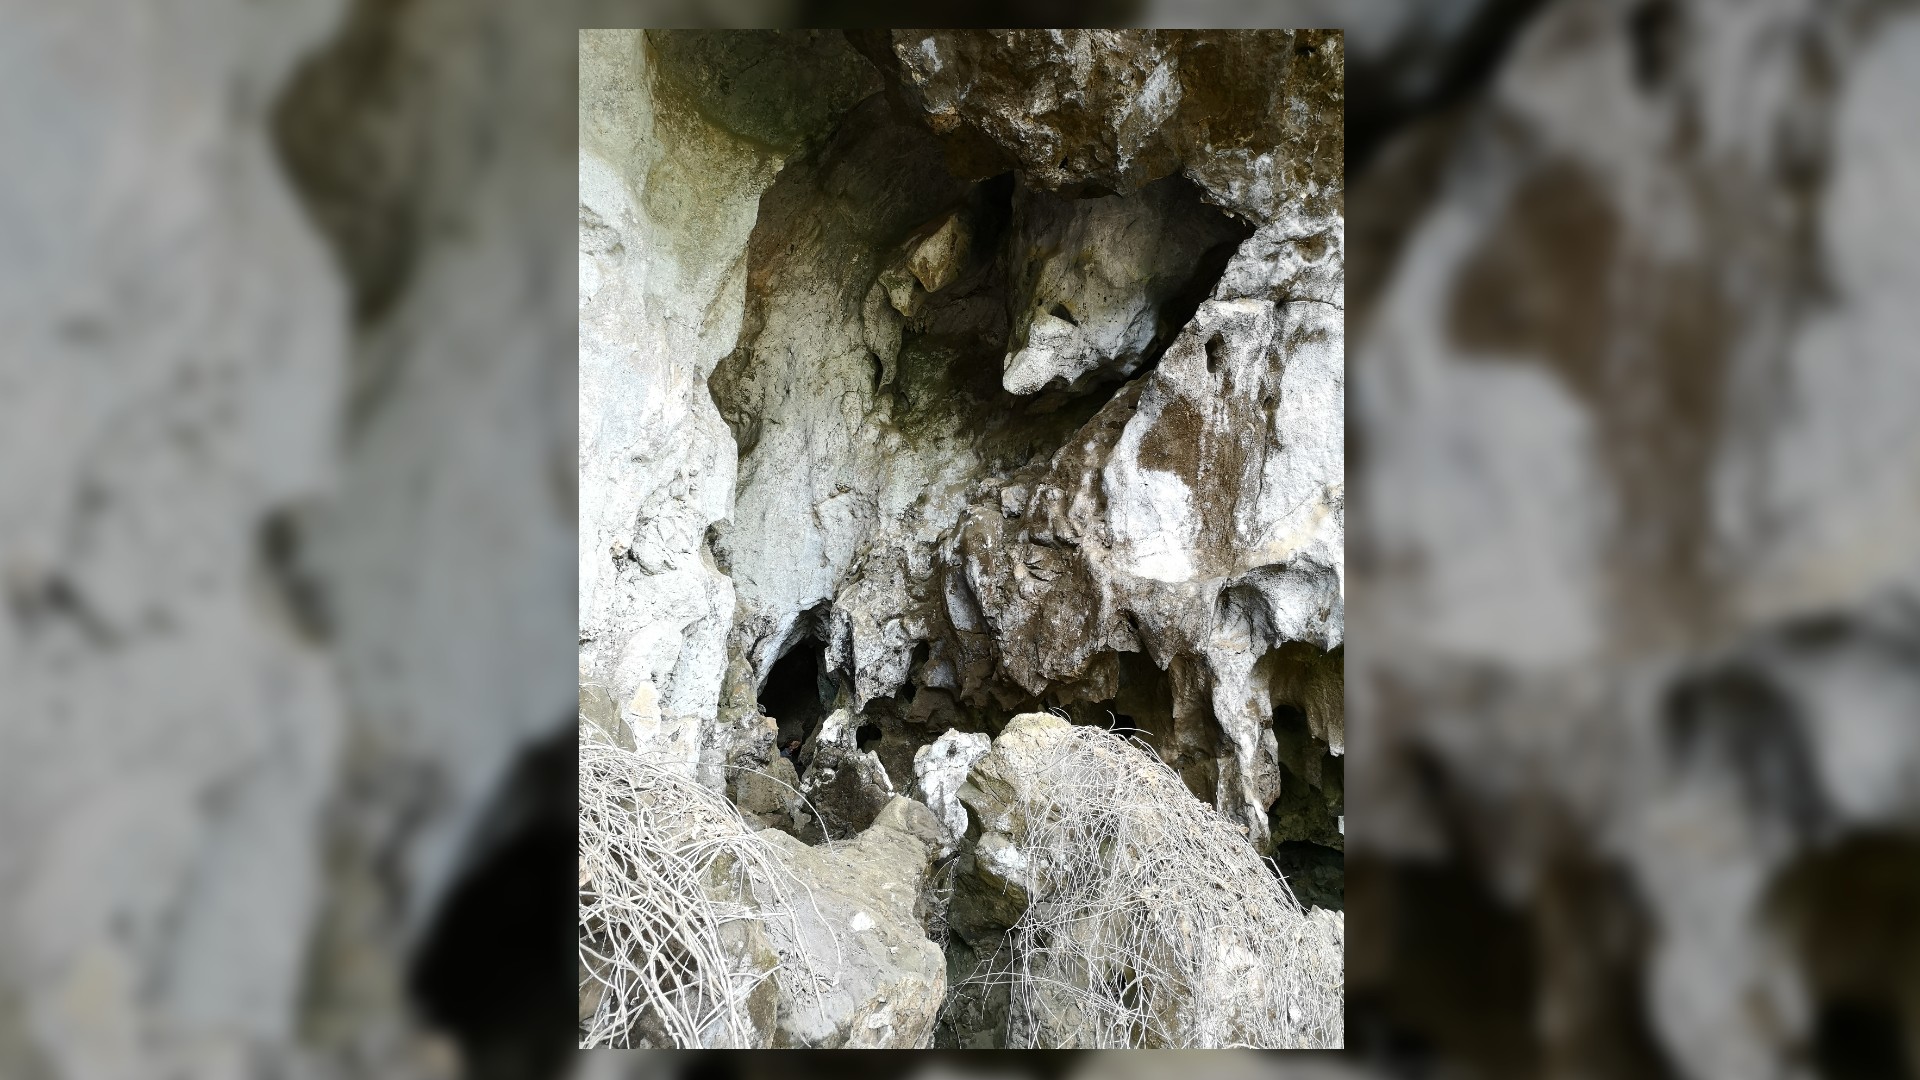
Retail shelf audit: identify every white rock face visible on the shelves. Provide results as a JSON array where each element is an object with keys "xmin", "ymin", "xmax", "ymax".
[
  {"xmin": 948, "ymin": 714, "xmax": 1344, "ymax": 1048},
  {"xmin": 0, "ymin": 5, "xmax": 350, "ymax": 1076},
  {"xmin": 1002, "ymin": 176, "xmax": 1247, "ymax": 395},
  {"xmin": 757, "ymin": 797, "xmax": 949, "ymax": 1048},
  {"xmin": 585, "ymin": 28, "xmax": 1344, "ymax": 1050},
  {"xmin": 913, "ymin": 730, "xmax": 993, "ymax": 857},
  {"xmin": 578, "ymin": 31, "xmax": 787, "ymax": 777}
]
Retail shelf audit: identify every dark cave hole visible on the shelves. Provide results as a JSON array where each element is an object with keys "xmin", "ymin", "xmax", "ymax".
[
  {"xmin": 900, "ymin": 643, "xmax": 929, "ymax": 705},
  {"xmin": 1627, "ymin": 0, "xmax": 1682, "ymax": 93},
  {"xmin": 856, "ymin": 721, "xmax": 883, "ymax": 753},
  {"xmin": 1664, "ymin": 662, "xmax": 1830, "ymax": 836},
  {"xmin": 1149, "ymin": 183, "xmax": 1253, "ymax": 366},
  {"xmin": 759, "ymin": 626, "xmax": 840, "ymax": 761},
  {"xmin": 1048, "ymin": 301, "xmax": 1079, "ymax": 327},
  {"xmin": 409, "ymin": 717, "xmax": 574, "ymax": 1080},
  {"xmin": 1767, "ymin": 832, "xmax": 1920, "ymax": 1080},
  {"xmin": 1272, "ymin": 840, "xmax": 1344, "ymax": 911},
  {"xmin": 1205, "ymin": 333, "xmax": 1226, "ymax": 376},
  {"xmin": 1813, "ymin": 998, "xmax": 1913, "ymax": 1080},
  {"xmin": 1273, "ymin": 700, "xmax": 1310, "ymax": 737}
]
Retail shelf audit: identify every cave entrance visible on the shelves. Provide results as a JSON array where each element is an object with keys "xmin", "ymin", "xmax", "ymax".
[
  {"xmin": 409, "ymin": 717, "xmax": 574, "ymax": 1080},
  {"xmin": 759, "ymin": 625, "xmax": 839, "ymax": 769},
  {"xmin": 1766, "ymin": 831, "xmax": 1920, "ymax": 1080}
]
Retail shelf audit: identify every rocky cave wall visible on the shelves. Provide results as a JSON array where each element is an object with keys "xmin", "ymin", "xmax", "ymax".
[
  {"xmin": 581, "ymin": 27, "xmax": 1346, "ymax": 872},
  {"xmin": 581, "ymin": 28, "xmax": 1346, "ymax": 1047}
]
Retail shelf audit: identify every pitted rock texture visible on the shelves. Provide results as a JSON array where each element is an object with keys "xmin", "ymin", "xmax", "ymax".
[
  {"xmin": 585, "ymin": 28, "xmax": 1344, "ymax": 1049},
  {"xmin": 854, "ymin": 30, "xmax": 1344, "ymax": 223},
  {"xmin": 1345, "ymin": 3, "xmax": 1920, "ymax": 1078},
  {"xmin": 1002, "ymin": 174, "xmax": 1248, "ymax": 395},
  {"xmin": 758, "ymin": 797, "xmax": 948, "ymax": 1048}
]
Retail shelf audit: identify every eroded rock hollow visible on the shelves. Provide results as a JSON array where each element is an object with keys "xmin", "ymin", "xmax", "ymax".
[{"xmin": 580, "ymin": 29, "xmax": 1345, "ymax": 1048}]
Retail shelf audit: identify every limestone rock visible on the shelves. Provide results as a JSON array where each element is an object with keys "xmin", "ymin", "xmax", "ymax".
[
  {"xmin": 943, "ymin": 714, "xmax": 1343, "ymax": 1048},
  {"xmin": 1002, "ymin": 175, "xmax": 1248, "ymax": 395},
  {"xmin": 860, "ymin": 30, "xmax": 1344, "ymax": 221},
  {"xmin": 911, "ymin": 730, "xmax": 992, "ymax": 858},
  {"xmin": 732, "ymin": 754, "xmax": 802, "ymax": 831},
  {"xmin": 905, "ymin": 209, "xmax": 974, "ymax": 295},
  {"xmin": 581, "ymin": 30, "xmax": 873, "ymax": 784},
  {"xmin": 761, "ymin": 797, "xmax": 947, "ymax": 1048},
  {"xmin": 796, "ymin": 708, "xmax": 897, "ymax": 841},
  {"xmin": 586, "ymin": 27, "xmax": 1345, "ymax": 1050}
]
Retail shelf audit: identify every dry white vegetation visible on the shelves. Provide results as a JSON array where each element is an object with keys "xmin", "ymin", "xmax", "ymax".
[
  {"xmin": 577, "ymin": 728, "xmax": 837, "ymax": 1048},
  {"xmin": 580, "ymin": 716, "xmax": 1340, "ymax": 1049},
  {"xmin": 959, "ymin": 723, "xmax": 1345, "ymax": 1048}
]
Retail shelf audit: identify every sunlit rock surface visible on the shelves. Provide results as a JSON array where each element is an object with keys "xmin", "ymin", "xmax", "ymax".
[{"xmin": 584, "ymin": 28, "xmax": 1345, "ymax": 1049}]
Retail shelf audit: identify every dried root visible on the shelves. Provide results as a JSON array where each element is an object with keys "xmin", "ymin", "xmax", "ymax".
[
  {"xmin": 578, "ymin": 727, "xmax": 837, "ymax": 1047},
  {"xmin": 961, "ymin": 724, "xmax": 1344, "ymax": 1048}
]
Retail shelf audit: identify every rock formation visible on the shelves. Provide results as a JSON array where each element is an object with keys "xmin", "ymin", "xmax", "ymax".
[
  {"xmin": 581, "ymin": 28, "xmax": 1345, "ymax": 1049},
  {"xmin": 1345, "ymin": 1, "xmax": 1920, "ymax": 1076}
]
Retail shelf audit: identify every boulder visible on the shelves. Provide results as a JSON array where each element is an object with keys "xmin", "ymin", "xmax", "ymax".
[
  {"xmin": 760, "ymin": 797, "xmax": 948, "ymax": 1048},
  {"xmin": 797, "ymin": 707, "xmax": 898, "ymax": 841},
  {"xmin": 911, "ymin": 729, "xmax": 991, "ymax": 858}
]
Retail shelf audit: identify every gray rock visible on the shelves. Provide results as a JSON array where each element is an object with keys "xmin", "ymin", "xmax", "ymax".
[
  {"xmin": 912, "ymin": 730, "xmax": 992, "ymax": 858},
  {"xmin": 1003, "ymin": 175, "xmax": 1248, "ymax": 395},
  {"xmin": 797, "ymin": 708, "xmax": 897, "ymax": 841},
  {"xmin": 761, "ymin": 797, "xmax": 947, "ymax": 1048}
]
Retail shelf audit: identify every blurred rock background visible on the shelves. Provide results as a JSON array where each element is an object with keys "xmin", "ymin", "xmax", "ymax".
[{"xmin": 4, "ymin": 0, "xmax": 1918, "ymax": 1077}]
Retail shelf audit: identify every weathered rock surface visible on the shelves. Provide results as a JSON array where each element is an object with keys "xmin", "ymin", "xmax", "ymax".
[
  {"xmin": 857, "ymin": 30, "xmax": 1343, "ymax": 223},
  {"xmin": 942, "ymin": 714, "xmax": 1345, "ymax": 1048},
  {"xmin": 1002, "ymin": 175, "xmax": 1248, "ymax": 395},
  {"xmin": 580, "ymin": 30, "xmax": 876, "ymax": 783},
  {"xmin": 912, "ymin": 729, "xmax": 992, "ymax": 858},
  {"xmin": 1345, "ymin": 3, "xmax": 1920, "ymax": 1077},
  {"xmin": 585, "ymin": 27, "xmax": 1345, "ymax": 1050},
  {"xmin": 794, "ymin": 707, "xmax": 897, "ymax": 841},
  {"xmin": 759, "ymin": 797, "xmax": 948, "ymax": 1048}
]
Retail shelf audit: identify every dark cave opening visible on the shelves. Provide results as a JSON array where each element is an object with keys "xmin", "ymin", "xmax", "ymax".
[
  {"xmin": 1767, "ymin": 831, "xmax": 1920, "ymax": 1080},
  {"xmin": 1813, "ymin": 999, "xmax": 1913, "ymax": 1080},
  {"xmin": 1272, "ymin": 840, "xmax": 1344, "ymax": 911},
  {"xmin": 855, "ymin": 721, "xmax": 883, "ymax": 753},
  {"xmin": 409, "ymin": 718, "xmax": 574, "ymax": 1080},
  {"xmin": 759, "ymin": 627, "xmax": 839, "ymax": 759}
]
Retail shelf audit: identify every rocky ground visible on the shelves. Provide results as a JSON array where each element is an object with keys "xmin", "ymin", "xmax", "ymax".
[{"xmin": 579, "ymin": 29, "xmax": 1347, "ymax": 1048}]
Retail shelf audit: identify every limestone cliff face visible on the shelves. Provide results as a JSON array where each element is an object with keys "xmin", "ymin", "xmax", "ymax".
[
  {"xmin": 587, "ymin": 29, "xmax": 1343, "ymax": 843},
  {"xmin": 581, "ymin": 29, "xmax": 1345, "ymax": 1047}
]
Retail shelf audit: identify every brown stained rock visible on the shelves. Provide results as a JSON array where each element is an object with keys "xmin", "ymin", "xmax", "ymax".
[{"xmin": 868, "ymin": 30, "xmax": 1345, "ymax": 221}]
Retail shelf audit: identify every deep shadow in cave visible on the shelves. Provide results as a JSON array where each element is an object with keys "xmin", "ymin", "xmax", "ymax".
[
  {"xmin": 1768, "ymin": 831, "xmax": 1920, "ymax": 1080},
  {"xmin": 409, "ymin": 718, "xmax": 575, "ymax": 1080},
  {"xmin": 759, "ymin": 620, "xmax": 842, "ymax": 766}
]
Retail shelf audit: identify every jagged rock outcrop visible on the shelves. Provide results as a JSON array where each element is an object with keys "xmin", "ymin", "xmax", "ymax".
[
  {"xmin": 581, "ymin": 721, "xmax": 946, "ymax": 1050},
  {"xmin": 912, "ymin": 730, "xmax": 992, "ymax": 858},
  {"xmin": 585, "ymin": 28, "xmax": 1345, "ymax": 1050},
  {"xmin": 1346, "ymin": 3, "xmax": 1920, "ymax": 1076},
  {"xmin": 580, "ymin": 30, "xmax": 878, "ymax": 783},
  {"xmin": 758, "ymin": 797, "xmax": 948, "ymax": 1048},
  {"xmin": 793, "ymin": 707, "xmax": 898, "ymax": 841},
  {"xmin": 940, "ymin": 714, "xmax": 1344, "ymax": 1048},
  {"xmin": 1001, "ymin": 175, "xmax": 1248, "ymax": 395},
  {"xmin": 706, "ymin": 29, "xmax": 1348, "ymax": 844}
]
